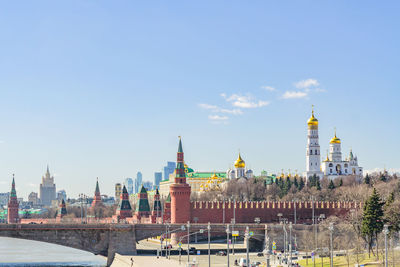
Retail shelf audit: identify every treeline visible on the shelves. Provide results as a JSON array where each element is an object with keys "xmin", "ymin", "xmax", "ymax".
[{"xmin": 193, "ymin": 171, "xmax": 400, "ymax": 204}]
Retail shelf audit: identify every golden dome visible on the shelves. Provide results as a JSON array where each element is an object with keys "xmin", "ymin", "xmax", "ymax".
[
  {"xmin": 211, "ymin": 173, "xmax": 218, "ymax": 180},
  {"xmin": 234, "ymin": 153, "xmax": 245, "ymax": 168},
  {"xmin": 330, "ymin": 129, "xmax": 341, "ymax": 144},
  {"xmin": 307, "ymin": 108, "xmax": 318, "ymax": 128}
]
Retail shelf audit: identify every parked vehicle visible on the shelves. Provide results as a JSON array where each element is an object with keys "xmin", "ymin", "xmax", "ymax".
[
  {"xmin": 216, "ymin": 251, "xmax": 227, "ymax": 256},
  {"xmin": 239, "ymin": 258, "xmax": 248, "ymax": 267},
  {"xmin": 163, "ymin": 244, "xmax": 172, "ymax": 249}
]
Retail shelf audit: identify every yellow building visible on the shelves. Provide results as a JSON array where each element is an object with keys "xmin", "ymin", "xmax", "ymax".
[{"xmin": 159, "ymin": 163, "xmax": 227, "ymax": 196}]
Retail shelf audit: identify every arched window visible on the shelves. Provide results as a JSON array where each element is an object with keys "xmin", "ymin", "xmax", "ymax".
[
  {"xmin": 344, "ymin": 164, "xmax": 348, "ymax": 168},
  {"xmin": 310, "ymin": 150, "xmax": 313, "ymax": 155},
  {"xmin": 315, "ymin": 150, "xmax": 318, "ymax": 155},
  {"xmin": 329, "ymin": 163, "xmax": 333, "ymax": 167},
  {"xmin": 330, "ymin": 169, "xmax": 332, "ymax": 173}
]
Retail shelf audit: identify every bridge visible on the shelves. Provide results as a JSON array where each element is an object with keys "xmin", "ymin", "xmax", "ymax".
[{"xmin": 0, "ymin": 223, "xmax": 311, "ymax": 266}]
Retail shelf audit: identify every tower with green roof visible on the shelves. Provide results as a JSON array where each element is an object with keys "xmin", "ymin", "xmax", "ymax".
[
  {"xmin": 7, "ymin": 174, "xmax": 20, "ymax": 223},
  {"xmin": 134, "ymin": 185, "xmax": 151, "ymax": 220},
  {"xmin": 116, "ymin": 185, "xmax": 132, "ymax": 220}
]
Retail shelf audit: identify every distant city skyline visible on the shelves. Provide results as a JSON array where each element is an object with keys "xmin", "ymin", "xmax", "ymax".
[{"xmin": 0, "ymin": 1, "xmax": 399, "ymax": 198}]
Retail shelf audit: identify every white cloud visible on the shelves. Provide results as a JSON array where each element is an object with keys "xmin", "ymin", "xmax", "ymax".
[
  {"xmin": 198, "ymin": 103, "xmax": 218, "ymax": 110},
  {"xmin": 261, "ymin": 86, "xmax": 276, "ymax": 92},
  {"xmin": 223, "ymin": 94, "xmax": 270, "ymax": 108},
  {"xmin": 208, "ymin": 115, "xmax": 229, "ymax": 121},
  {"xmin": 198, "ymin": 103, "xmax": 243, "ymax": 115},
  {"xmin": 282, "ymin": 91, "xmax": 308, "ymax": 99},
  {"xmin": 294, "ymin": 78, "xmax": 319, "ymax": 89}
]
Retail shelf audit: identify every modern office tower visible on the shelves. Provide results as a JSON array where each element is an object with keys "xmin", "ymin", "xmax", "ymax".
[
  {"xmin": 115, "ymin": 183, "xmax": 122, "ymax": 202},
  {"xmin": 124, "ymin": 178, "xmax": 134, "ymax": 194},
  {"xmin": 135, "ymin": 172, "xmax": 143, "ymax": 193},
  {"xmin": 40, "ymin": 165, "xmax": 56, "ymax": 206},
  {"xmin": 57, "ymin": 190, "xmax": 67, "ymax": 201},
  {"xmin": 154, "ymin": 172, "xmax": 162, "ymax": 188},
  {"xmin": 143, "ymin": 181, "xmax": 153, "ymax": 191},
  {"xmin": 163, "ymin": 161, "xmax": 176, "ymax": 180}
]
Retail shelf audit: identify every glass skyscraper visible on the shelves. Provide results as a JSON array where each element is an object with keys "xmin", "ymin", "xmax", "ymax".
[
  {"xmin": 124, "ymin": 177, "xmax": 134, "ymax": 194},
  {"xmin": 163, "ymin": 161, "xmax": 176, "ymax": 181},
  {"xmin": 154, "ymin": 172, "xmax": 162, "ymax": 189}
]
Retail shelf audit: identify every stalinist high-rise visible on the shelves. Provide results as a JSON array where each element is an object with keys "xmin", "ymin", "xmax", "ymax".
[
  {"xmin": 40, "ymin": 165, "xmax": 56, "ymax": 206},
  {"xmin": 304, "ymin": 107, "xmax": 323, "ymax": 180}
]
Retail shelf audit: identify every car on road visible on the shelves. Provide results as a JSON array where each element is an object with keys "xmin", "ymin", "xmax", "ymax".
[
  {"xmin": 163, "ymin": 244, "xmax": 172, "ymax": 249},
  {"xmin": 216, "ymin": 250, "xmax": 227, "ymax": 256}
]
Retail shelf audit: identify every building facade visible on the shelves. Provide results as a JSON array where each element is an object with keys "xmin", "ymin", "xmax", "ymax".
[
  {"xmin": 321, "ymin": 132, "xmax": 363, "ymax": 179},
  {"xmin": 40, "ymin": 166, "xmax": 56, "ymax": 206},
  {"xmin": 115, "ymin": 183, "xmax": 122, "ymax": 202},
  {"xmin": 154, "ymin": 172, "xmax": 162, "ymax": 189},
  {"xmin": 124, "ymin": 178, "xmax": 134, "ymax": 195},
  {"xmin": 163, "ymin": 161, "xmax": 176, "ymax": 181},
  {"xmin": 135, "ymin": 172, "xmax": 143, "ymax": 194}
]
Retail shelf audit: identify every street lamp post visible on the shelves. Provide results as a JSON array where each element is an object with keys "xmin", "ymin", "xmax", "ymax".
[
  {"xmin": 264, "ymin": 224, "xmax": 270, "ymax": 267},
  {"xmin": 383, "ymin": 224, "xmax": 389, "ymax": 267},
  {"xmin": 226, "ymin": 224, "xmax": 230, "ymax": 267},
  {"xmin": 245, "ymin": 226, "xmax": 250, "ymax": 267},
  {"xmin": 289, "ymin": 222, "xmax": 293, "ymax": 266},
  {"xmin": 208, "ymin": 222, "xmax": 211, "ymax": 267},
  {"xmin": 187, "ymin": 221, "xmax": 190, "ymax": 264},
  {"xmin": 329, "ymin": 223, "xmax": 334, "ymax": 267}
]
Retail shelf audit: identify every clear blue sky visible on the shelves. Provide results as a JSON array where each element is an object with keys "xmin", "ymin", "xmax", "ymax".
[{"xmin": 0, "ymin": 1, "xmax": 399, "ymax": 199}]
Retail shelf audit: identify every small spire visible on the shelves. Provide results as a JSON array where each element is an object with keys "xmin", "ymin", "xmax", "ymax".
[
  {"xmin": 334, "ymin": 127, "xmax": 337, "ymax": 137},
  {"xmin": 47, "ymin": 164, "xmax": 50, "ymax": 174},
  {"xmin": 178, "ymin": 136, "xmax": 183, "ymax": 153},
  {"xmin": 95, "ymin": 178, "xmax": 100, "ymax": 193},
  {"xmin": 312, "ymin": 104, "xmax": 314, "ymax": 116}
]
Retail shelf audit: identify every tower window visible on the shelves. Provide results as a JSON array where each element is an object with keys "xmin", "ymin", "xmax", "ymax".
[
  {"xmin": 310, "ymin": 150, "xmax": 313, "ymax": 155},
  {"xmin": 315, "ymin": 150, "xmax": 318, "ymax": 155}
]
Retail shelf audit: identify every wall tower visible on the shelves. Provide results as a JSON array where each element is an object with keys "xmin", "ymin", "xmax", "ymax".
[
  {"xmin": 7, "ymin": 175, "xmax": 19, "ymax": 224},
  {"xmin": 169, "ymin": 137, "xmax": 191, "ymax": 242}
]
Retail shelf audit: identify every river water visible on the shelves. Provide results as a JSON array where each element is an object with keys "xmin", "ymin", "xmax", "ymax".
[{"xmin": 0, "ymin": 237, "xmax": 106, "ymax": 266}]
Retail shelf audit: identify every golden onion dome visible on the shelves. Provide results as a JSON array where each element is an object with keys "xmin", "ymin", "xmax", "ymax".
[
  {"xmin": 211, "ymin": 173, "xmax": 218, "ymax": 180},
  {"xmin": 330, "ymin": 130, "xmax": 341, "ymax": 144},
  {"xmin": 234, "ymin": 153, "xmax": 245, "ymax": 168},
  {"xmin": 307, "ymin": 109, "xmax": 318, "ymax": 128}
]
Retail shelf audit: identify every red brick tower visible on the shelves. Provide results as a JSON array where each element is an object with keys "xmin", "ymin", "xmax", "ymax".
[
  {"xmin": 56, "ymin": 198, "xmax": 67, "ymax": 221},
  {"xmin": 7, "ymin": 175, "xmax": 20, "ymax": 224},
  {"xmin": 151, "ymin": 187, "xmax": 162, "ymax": 223},
  {"xmin": 170, "ymin": 137, "xmax": 191, "ymax": 243},
  {"xmin": 163, "ymin": 193, "xmax": 171, "ymax": 223},
  {"xmin": 91, "ymin": 178, "xmax": 104, "ymax": 209},
  {"xmin": 116, "ymin": 185, "xmax": 133, "ymax": 220}
]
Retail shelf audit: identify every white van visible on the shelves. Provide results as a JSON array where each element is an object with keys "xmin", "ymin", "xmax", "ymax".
[{"xmin": 239, "ymin": 258, "xmax": 249, "ymax": 267}]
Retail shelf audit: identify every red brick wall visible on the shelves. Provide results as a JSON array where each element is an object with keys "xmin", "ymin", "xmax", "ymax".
[{"xmin": 190, "ymin": 201, "xmax": 360, "ymax": 224}]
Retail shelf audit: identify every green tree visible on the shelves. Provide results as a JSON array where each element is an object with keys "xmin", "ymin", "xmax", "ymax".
[
  {"xmin": 364, "ymin": 174, "xmax": 370, "ymax": 185},
  {"xmin": 328, "ymin": 180, "xmax": 335, "ymax": 190},
  {"xmin": 293, "ymin": 177, "xmax": 298, "ymax": 189},
  {"xmin": 316, "ymin": 178, "xmax": 321, "ymax": 190},
  {"xmin": 298, "ymin": 177, "xmax": 305, "ymax": 191},
  {"xmin": 361, "ymin": 188, "xmax": 384, "ymax": 258},
  {"xmin": 380, "ymin": 173, "xmax": 387, "ymax": 182}
]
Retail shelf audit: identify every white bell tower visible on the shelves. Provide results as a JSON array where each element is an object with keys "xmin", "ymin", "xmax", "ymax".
[{"xmin": 304, "ymin": 106, "xmax": 323, "ymax": 180}]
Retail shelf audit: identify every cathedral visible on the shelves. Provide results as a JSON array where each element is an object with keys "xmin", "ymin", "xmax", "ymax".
[
  {"xmin": 321, "ymin": 131, "xmax": 363, "ymax": 178},
  {"xmin": 226, "ymin": 153, "xmax": 254, "ymax": 179},
  {"xmin": 304, "ymin": 108, "xmax": 363, "ymax": 180}
]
